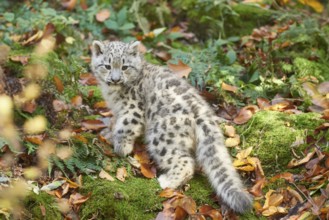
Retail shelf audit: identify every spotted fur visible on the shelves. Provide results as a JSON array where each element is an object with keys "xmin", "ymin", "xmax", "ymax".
[{"xmin": 91, "ymin": 41, "xmax": 253, "ymax": 214}]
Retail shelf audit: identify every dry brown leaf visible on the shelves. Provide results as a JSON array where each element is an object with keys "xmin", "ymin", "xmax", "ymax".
[
  {"xmin": 262, "ymin": 206, "xmax": 278, "ymax": 216},
  {"xmin": 270, "ymin": 172, "xmax": 294, "ymax": 183},
  {"xmin": 24, "ymin": 134, "xmax": 45, "ymax": 145},
  {"xmin": 10, "ymin": 55, "xmax": 29, "ymax": 65},
  {"xmin": 116, "ymin": 167, "xmax": 128, "ymax": 182},
  {"xmin": 69, "ymin": 192, "xmax": 91, "ymax": 205},
  {"xmin": 317, "ymin": 82, "xmax": 329, "ymax": 95},
  {"xmin": 225, "ymin": 134, "xmax": 240, "ymax": 147},
  {"xmin": 79, "ymin": 73, "xmax": 98, "ymax": 85},
  {"xmin": 221, "ymin": 82, "xmax": 238, "ymax": 93},
  {"xmin": 257, "ymin": 97, "xmax": 270, "ymax": 109},
  {"xmin": 53, "ymin": 76, "xmax": 64, "ymax": 93},
  {"xmin": 96, "ymin": 9, "xmax": 110, "ymax": 22},
  {"xmin": 61, "ymin": 0, "xmax": 77, "ymax": 10},
  {"xmin": 287, "ymin": 151, "xmax": 316, "ymax": 168},
  {"xmin": 175, "ymin": 206, "xmax": 188, "ymax": 220},
  {"xmin": 141, "ymin": 163, "xmax": 156, "ymax": 179},
  {"xmin": 155, "ymin": 51, "xmax": 171, "ymax": 61},
  {"xmin": 99, "ymin": 169, "xmax": 115, "ymax": 181},
  {"xmin": 81, "ymin": 119, "xmax": 107, "ymax": 131},
  {"xmin": 167, "ymin": 60, "xmax": 192, "ymax": 78},
  {"xmin": 159, "ymin": 188, "xmax": 183, "ymax": 198},
  {"xmin": 233, "ymin": 105, "xmax": 258, "ymax": 124},
  {"xmin": 268, "ymin": 193, "xmax": 283, "ymax": 206},
  {"xmin": 224, "ymin": 125, "xmax": 236, "ymax": 137},
  {"xmin": 71, "ymin": 95, "xmax": 82, "ymax": 107},
  {"xmin": 249, "ymin": 178, "xmax": 266, "ymax": 197},
  {"xmin": 21, "ymin": 30, "xmax": 43, "ymax": 46},
  {"xmin": 53, "ymin": 99, "xmax": 69, "ymax": 112},
  {"xmin": 22, "ymin": 100, "xmax": 37, "ymax": 113}
]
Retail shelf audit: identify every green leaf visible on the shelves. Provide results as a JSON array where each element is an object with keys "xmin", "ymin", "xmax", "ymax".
[
  {"xmin": 226, "ymin": 49, "xmax": 236, "ymax": 64},
  {"xmin": 249, "ymin": 70, "xmax": 260, "ymax": 83},
  {"xmin": 41, "ymin": 8, "xmax": 57, "ymax": 16},
  {"xmin": 105, "ymin": 20, "xmax": 119, "ymax": 31},
  {"xmin": 4, "ymin": 12, "xmax": 15, "ymax": 22},
  {"xmin": 117, "ymin": 7, "xmax": 127, "ymax": 25},
  {"xmin": 119, "ymin": 23, "xmax": 134, "ymax": 30}
]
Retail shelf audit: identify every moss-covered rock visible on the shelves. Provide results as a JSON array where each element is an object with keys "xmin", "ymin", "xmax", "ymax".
[
  {"xmin": 23, "ymin": 192, "xmax": 62, "ymax": 219},
  {"xmin": 225, "ymin": 4, "xmax": 278, "ymax": 37},
  {"xmin": 238, "ymin": 111, "xmax": 324, "ymax": 174},
  {"xmin": 80, "ymin": 176, "xmax": 163, "ymax": 220}
]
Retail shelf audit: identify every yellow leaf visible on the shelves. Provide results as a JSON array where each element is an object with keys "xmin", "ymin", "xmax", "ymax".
[
  {"xmin": 99, "ymin": 169, "xmax": 115, "ymax": 181},
  {"xmin": 298, "ymin": 0, "xmax": 324, "ymax": 13},
  {"xmin": 236, "ymin": 147, "xmax": 253, "ymax": 160},
  {"xmin": 236, "ymin": 165, "xmax": 255, "ymax": 172}
]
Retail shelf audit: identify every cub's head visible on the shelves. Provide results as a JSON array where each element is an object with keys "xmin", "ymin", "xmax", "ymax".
[{"xmin": 91, "ymin": 41, "xmax": 142, "ymax": 87}]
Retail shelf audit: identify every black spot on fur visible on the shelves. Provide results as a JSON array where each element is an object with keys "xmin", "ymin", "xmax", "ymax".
[
  {"xmin": 202, "ymin": 124, "xmax": 210, "ymax": 135},
  {"xmin": 204, "ymin": 136, "xmax": 215, "ymax": 145},
  {"xmin": 160, "ymin": 148, "xmax": 167, "ymax": 156},
  {"xmin": 161, "ymin": 121, "xmax": 167, "ymax": 130},
  {"xmin": 131, "ymin": 119, "xmax": 138, "ymax": 124},
  {"xmin": 138, "ymin": 102, "xmax": 143, "ymax": 110},
  {"xmin": 168, "ymin": 132, "xmax": 175, "ymax": 138},
  {"xmin": 118, "ymin": 129, "xmax": 123, "ymax": 134},
  {"xmin": 170, "ymin": 117, "xmax": 176, "ymax": 125},
  {"xmin": 147, "ymin": 109, "xmax": 151, "ymax": 119},
  {"xmin": 184, "ymin": 118, "xmax": 191, "ymax": 126},
  {"xmin": 166, "ymin": 139, "xmax": 173, "ymax": 145},
  {"xmin": 168, "ymin": 79, "xmax": 181, "ymax": 87},
  {"xmin": 217, "ymin": 173, "xmax": 228, "ymax": 185},
  {"xmin": 153, "ymin": 138, "xmax": 159, "ymax": 146},
  {"xmin": 172, "ymin": 104, "xmax": 182, "ymax": 113},
  {"xmin": 129, "ymin": 104, "xmax": 135, "ymax": 109},
  {"xmin": 174, "ymin": 125, "xmax": 180, "ymax": 130},
  {"xmin": 123, "ymin": 118, "xmax": 129, "ymax": 125},
  {"xmin": 159, "ymin": 134, "xmax": 165, "ymax": 142},
  {"xmin": 167, "ymin": 157, "xmax": 172, "ymax": 164},
  {"xmin": 196, "ymin": 118, "xmax": 204, "ymax": 125},
  {"xmin": 151, "ymin": 95, "xmax": 156, "ymax": 104},
  {"xmin": 133, "ymin": 112, "xmax": 141, "ymax": 118}
]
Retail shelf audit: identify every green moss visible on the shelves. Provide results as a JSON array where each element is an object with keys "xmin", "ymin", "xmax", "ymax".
[
  {"xmin": 293, "ymin": 57, "xmax": 329, "ymax": 81},
  {"xmin": 80, "ymin": 176, "xmax": 162, "ymax": 220},
  {"xmin": 185, "ymin": 174, "xmax": 217, "ymax": 206},
  {"xmin": 23, "ymin": 192, "xmax": 62, "ymax": 220},
  {"xmin": 238, "ymin": 111, "xmax": 324, "ymax": 174},
  {"xmin": 225, "ymin": 4, "xmax": 277, "ymax": 37},
  {"xmin": 240, "ymin": 211, "xmax": 267, "ymax": 220}
]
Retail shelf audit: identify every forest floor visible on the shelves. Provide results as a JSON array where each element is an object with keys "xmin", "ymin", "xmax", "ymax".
[{"xmin": 0, "ymin": 1, "xmax": 328, "ymax": 219}]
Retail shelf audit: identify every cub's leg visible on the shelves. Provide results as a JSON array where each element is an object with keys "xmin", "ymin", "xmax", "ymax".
[
  {"xmin": 147, "ymin": 117, "xmax": 195, "ymax": 189},
  {"xmin": 112, "ymin": 112, "xmax": 144, "ymax": 157}
]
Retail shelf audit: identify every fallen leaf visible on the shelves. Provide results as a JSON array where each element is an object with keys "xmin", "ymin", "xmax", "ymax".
[
  {"xmin": 21, "ymin": 30, "xmax": 43, "ymax": 46},
  {"xmin": 61, "ymin": 0, "xmax": 77, "ymax": 11},
  {"xmin": 71, "ymin": 95, "xmax": 82, "ymax": 107},
  {"xmin": 81, "ymin": 119, "xmax": 107, "ymax": 131},
  {"xmin": 99, "ymin": 169, "xmax": 115, "ymax": 181},
  {"xmin": 93, "ymin": 101, "xmax": 107, "ymax": 109},
  {"xmin": 141, "ymin": 163, "xmax": 156, "ymax": 179},
  {"xmin": 159, "ymin": 188, "xmax": 183, "ymax": 198},
  {"xmin": 257, "ymin": 97, "xmax": 270, "ymax": 109},
  {"xmin": 249, "ymin": 178, "xmax": 266, "ymax": 197},
  {"xmin": 53, "ymin": 99, "xmax": 69, "ymax": 112},
  {"xmin": 234, "ymin": 105, "xmax": 258, "ymax": 124},
  {"xmin": 317, "ymin": 82, "xmax": 329, "ymax": 95},
  {"xmin": 24, "ymin": 134, "xmax": 45, "ymax": 145},
  {"xmin": 155, "ymin": 51, "xmax": 171, "ymax": 61},
  {"xmin": 221, "ymin": 82, "xmax": 238, "ymax": 93},
  {"xmin": 298, "ymin": 0, "xmax": 324, "ymax": 13},
  {"xmin": 79, "ymin": 73, "xmax": 98, "ymax": 85},
  {"xmin": 96, "ymin": 9, "xmax": 110, "ymax": 22},
  {"xmin": 10, "ymin": 55, "xmax": 29, "ymax": 65},
  {"xmin": 69, "ymin": 192, "xmax": 91, "ymax": 205},
  {"xmin": 116, "ymin": 167, "xmax": 128, "ymax": 182},
  {"xmin": 54, "ymin": 76, "xmax": 64, "ymax": 93},
  {"xmin": 167, "ymin": 60, "xmax": 192, "ymax": 78},
  {"xmin": 225, "ymin": 134, "xmax": 240, "ymax": 147},
  {"xmin": 287, "ymin": 151, "xmax": 316, "ymax": 168},
  {"xmin": 270, "ymin": 172, "xmax": 294, "ymax": 183},
  {"xmin": 175, "ymin": 206, "xmax": 188, "ymax": 220},
  {"xmin": 236, "ymin": 147, "xmax": 253, "ymax": 160},
  {"xmin": 262, "ymin": 206, "xmax": 278, "ymax": 216},
  {"xmin": 22, "ymin": 100, "xmax": 37, "ymax": 113},
  {"xmin": 41, "ymin": 180, "xmax": 66, "ymax": 191}
]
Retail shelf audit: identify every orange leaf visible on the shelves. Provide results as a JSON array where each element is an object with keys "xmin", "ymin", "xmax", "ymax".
[
  {"xmin": 96, "ymin": 9, "xmax": 110, "ymax": 22},
  {"xmin": 167, "ymin": 60, "xmax": 192, "ymax": 78},
  {"xmin": 79, "ymin": 73, "xmax": 98, "ymax": 85},
  {"xmin": 233, "ymin": 105, "xmax": 258, "ymax": 124},
  {"xmin": 141, "ymin": 163, "xmax": 156, "ymax": 179},
  {"xmin": 71, "ymin": 95, "xmax": 82, "ymax": 107},
  {"xmin": 116, "ymin": 167, "xmax": 128, "ymax": 182},
  {"xmin": 73, "ymin": 134, "xmax": 88, "ymax": 143},
  {"xmin": 25, "ymin": 134, "xmax": 45, "ymax": 145},
  {"xmin": 287, "ymin": 151, "xmax": 316, "ymax": 168},
  {"xmin": 250, "ymin": 178, "xmax": 266, "ymax": 197},
  {"xmin": 159, "ymin": 188, "xmax": 183, "ymax": 198},
  {"xmin": 257, "ymin": 97, "xmax": 270, "ymax": 109},
  {"xmin": 93, "ymin": 101, "xmax": 107, "ymax": 109},
  {"xmin": 53, "ymin": 76, "xmax": 64, "ymax": 93},
  {"xmin": 175, "ymin": 206, "xmax": 188, "ymax": 220},
  {"xmin": 270, "ymin": 172, "xmax": 294, "ymax": 183},
  {"xmin": 70, "ymin": 192, "xmax": 91, "ymax": 205},
  {"xmin": 221, "ymin": 82, "xmax": 238, "ymax": 93},
  {"xmin": 22, "ymin": 101, "xmax": 37, "ymax": 113},
  {"xmin": 61, "ymin": 0, "xmax": 77, "ymax": 11},
  {"xmin": 81, "ymin": 119, "xmax": 107, "ymax": 131}
]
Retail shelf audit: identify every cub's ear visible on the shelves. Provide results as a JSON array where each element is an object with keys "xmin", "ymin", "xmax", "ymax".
[
  {"xmin": 128, "ymin": 41, "xmax": 140, "ymax": 55},
  {"xmin": 92, "ymin": 41, "xmax": 104, "ymax": 56}
]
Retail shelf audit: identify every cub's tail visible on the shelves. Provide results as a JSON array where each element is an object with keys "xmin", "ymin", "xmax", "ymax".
[{"xmin": 195, "ymin": 117, "xmax": 253, "ymax": 214}]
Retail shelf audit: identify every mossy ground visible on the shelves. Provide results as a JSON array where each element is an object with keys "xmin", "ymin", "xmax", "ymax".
[
  {"xmin": 238, "ymin": 111, "xmax": 324, "ymax": 175},
  {"xmin": 22, "ymin": 191, "xmax": 61, "ymax": 220},
  {"xmin": 79, "ymin": 174, "xmax": 223, "ymax": 219}
]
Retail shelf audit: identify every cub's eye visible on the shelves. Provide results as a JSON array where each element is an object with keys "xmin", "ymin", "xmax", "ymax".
[
  {"xmin": 122, "ymin": 65, "xmax": 129, "ymax": 71},
  {"xmin": 105, "ymin": 65, "xmax": 111, "ymax": 70}
]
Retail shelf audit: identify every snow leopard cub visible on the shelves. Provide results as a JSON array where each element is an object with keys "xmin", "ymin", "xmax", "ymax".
[{"xmin": 91, "ymin": 40, "xmax": 253, "ymax": 213}]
